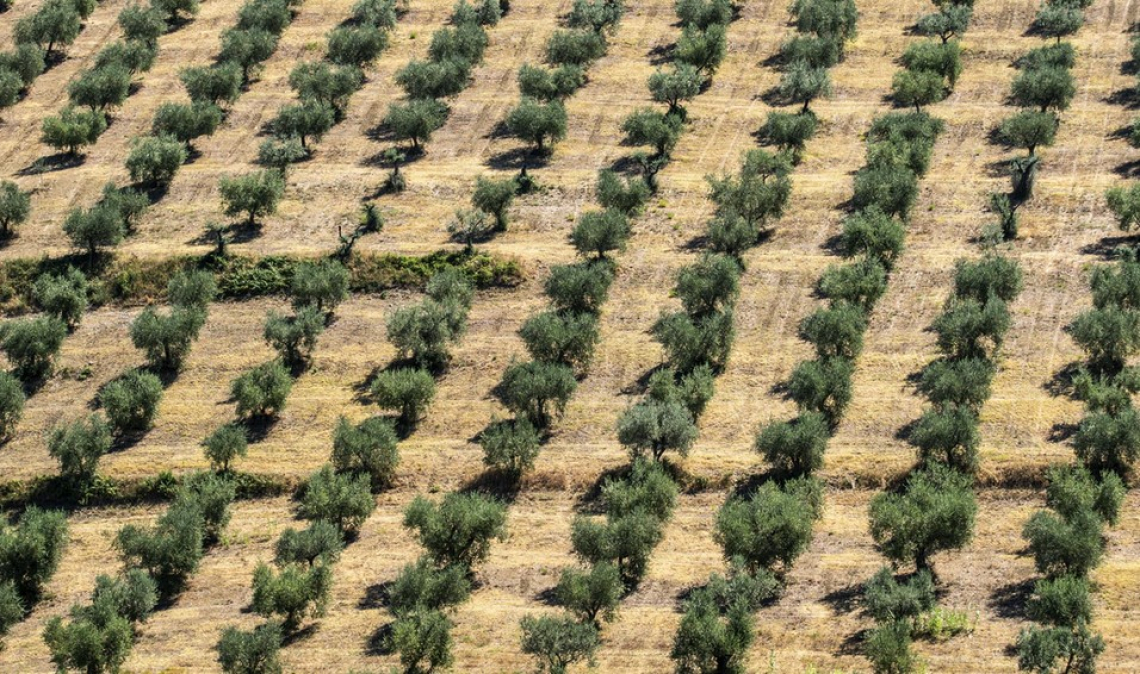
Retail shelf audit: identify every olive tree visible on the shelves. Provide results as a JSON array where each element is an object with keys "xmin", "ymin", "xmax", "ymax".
[
  {"xmin": 263, "ymin": 307, "xmax": 324, "ymax": 369},
  {"xmin": 777, "ymin": 60, "xmax": 831, "ymax": 113},
  {"xmin": 0, "ymin": 372, "xmax": 25, "ymax": 440},
  {"xmin": 331, "ymin": 415, "xmax": 398, "ymax": 490},
  {"xmin": 569, "ymin": 209, "xmax": 630, "ymax": 259},
  {"xmin": 180, "ymin": 63, "xmax": 243, "ymax": 107},
  {"xmin": 202, "ymin": 422, "xmax": 247, "ymax": 472},
  {"xmin": 998, "ymin": 110, "xmax": 1057, "ymax": 156},
  {"xmin": 370, "ymin": 367, "xmax": 435, "ymax": 430},
  {"xmin": 506, "ymin": 98, "xmax": 567, "ymax": 152},
  {"xmin": 404, "ymin": 492, "xmax": 507, "ymax": 570},
  {"xmin": 647, "ymin": 63, "xmax": 704, "ymax": 116},
  {"xmin": 216, "ymin": 621, "xmax": 283, "ymax": 674},
  {"xmin": 231, "ymin": 359, "xmax": 292, "ymax": 419},
  {"xmin": 126, "ymin": 135, "xmax": 187, "ymax": 187},
  {"xmin": 494, "ymin": 360, "xmax": 577, "ymax": 428},
  {"xmin": 0, "ymin": 181, "xmax": 31, "ymax": 238},
  {"xmin": 98, "ymin": 369, "xmax": 163, "ymax": 435},
  {"xmin": 0, "ymin": 316, "xmax": 67, "ymax": 384},
  {"xmin": 299, "ymin": 465, "xmax": 374, "ymax": 536},
  {"xmin": 219, "ymin": 169, "xmax": 285, "ymax": 226},
  {"xmin": 714, "ymin": 478, "xmax": 821, "ymax": 575},
  {"xmin": 1011, "ymin": 66, "xmax": 1075, "ymax": 113},
  {"xmin": 152, "ymin": 102, "xmax": 223, "ymax": 148},
  {"xmin": 755, "ymin": 411, "xmax": 829, "ymax": 478},
  {"xmin": 519, "ymin": 615, "xmax": 600, "ymax": 674},
  {"xmin": 868, "ymin": 464, "xmax": 977, "ymax": 573},
  {"xmin": 471, "ymin": 176, "xmax": 517, "ymax": 231},
  {"xmin": 251, "ymin": 562, "xmax": 331, "ymax": 632},
  {"xmin": 41, "ymin": 107, "xmax": 107, "ymax": 156},
  {"xmin": 130, "ymin": 305, "xmax": 207, "ymax": 371},
  {"xmin": 33, "ymin": 267, "xmax": 87, "ymax": 330},
  {"xmin": 48, "ymin": 415, "xmax": 112, "ymax": 488},
  {"xmin": 384, "ymin": 98, "xmax": 448, "ymax": 150}
]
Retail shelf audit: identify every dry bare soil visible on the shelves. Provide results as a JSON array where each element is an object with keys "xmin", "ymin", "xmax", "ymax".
[{"xmin": 0, "ymin": 0, "xmax": 1139, "ymax": 672}]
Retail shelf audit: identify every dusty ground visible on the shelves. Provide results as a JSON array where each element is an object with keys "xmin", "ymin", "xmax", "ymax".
[{"xmin": 0, "ymin": 0, "xmax": 1139, "ymax": 671}]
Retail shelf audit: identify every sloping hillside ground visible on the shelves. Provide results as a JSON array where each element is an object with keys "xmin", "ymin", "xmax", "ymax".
[{"xmin": 0, "ymin": 0, "xmax": 1138, "ymax": 671}]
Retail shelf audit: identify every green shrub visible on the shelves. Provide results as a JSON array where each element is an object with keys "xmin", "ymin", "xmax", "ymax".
[
  {"xmin": 153, "ymin": 0, "xmax": 199, "ymax": 23},
  {"xmin": 14, "ymin": 0, "xmax": 81, "ymax": 57},
  {"xmin": 93, "ymin": 39, "xmax": 157, "ymax": 75},
  {"xmin": 851, "ymin": 165, "xmax": 919, "ymax": 219},
  {"xmin": 869, "ymin": 464, "xmax": 976, "ymax": 573},
  {"xmin": 395, "ymin": 58, "xmax": 470, "ymax": 100},
  {"xmin": 715, "ymin": 478, "xmax": 821, "ymax": 574},
  {"xmin": 258, "ymin": 137, "xmax": 307, "ymax": 171},
  {"xmin": 99, "ymin": 369, "xmax": 163, "ymax": 435},
  {"xmin": 98, "ymin": 184, "xmax": 149, "ymax": 233},
  {"xmin": 901, "ymin": 39, "xmax": 962, "ymax": 88},
  {"xmin": 1071, "ymin": 407, "xmax": 1140, "ymax": 480},
  {"xmin": 118, "ymin": 4, "xmax": 167, "ymax": 44},
  {"xmin": 288, "ymin": 62, "xmax": 362, "ymax": 118},
  {"xmin": 130, "ymin": 305, "xmax": 207, "ymax": 372},
  {"xmin": 404, "ymin": 492, "xmax": 507, "ymax": 570},
  {"xmin": 217, "ymin": 620, "xmax": 283, "ymax": 674},
  {"xmin": 300, "ymin": 465, "xmax": 375, "ymax": 536},
  {"xmin": 495, "ymin": 360, "xmax": 577, "ymax": 428},
  {"xmin": 1091, "ymin": 257, "xmax": 1140, "ymax": 309},
  {"xmin": 167, "ymin": 268, "xmax": 217, "ymax": 309},
  {"xmin": 270, "ymin": 100, "xmax": 334, "ymax": 149},
  {"xmin": 220, "ymin": 28, "xmax": 279, "ymax": 83},
  {"xmin": 520, "ymin": 614, "xmax": 600, "ymax": 674},
  {"xmin": 760, "ymin": 110, "xmax": 817, "ymax": 163},
  {"xmin": 840, "ymin": 207, "xmax": 906, "ymax": 269},
  {"xmin": 776, "ymin": 60, "xmax": 831, "ymax": 113},
  {"xmin": 43, "ymin": 606, "xmax": 134, "ymax": 674},
  {"xmin": 231, "ymin": 359, "xmax": 293, "ymax": 419},
  {"xmin": 646, "ymin": 365, "xmax": 716, "ymax": 419},
  {"xmin": 519, "ymin": 309, "xmax": 599, "ymax": 372},
  {"xmin": 331, "ymin": 415, "xmax": 398, "ymax": 490},
  {"xmin": 1106, "ymin": 183, "xmax": 1140, "ymax": 233},
  {"xmin": 1028, "ymin": 575, "xmax": 1092, "ymax": 628},
  {"xmin": 251, "ymin": 562, "xmax": 331, "ymax": 632},
  {"xmin": 48, "ymin": 415, "xmax": 111, "ymax": 489},
  {"xmin": 0, "ymin": 180, "xmax": 31, "ymax": 238},
  {"xmin": 706, "ymin": 149, "xmax": 793, "ymax": 229},
  {"xmin": 914, "ymin": 3, "xmax": 971, "ymax": 43},
  {"xmin": 385, "ymin": 300, "xmax": 464, "ymax": 369},
  {"xmin": 471, "ymin": 176, "xmax": 517, "ymax": 232},
  {"xmin": 479, "ymin": 417, "xmax": 541, "ymax": 475},
  {"xmin": 219, "ymin": 169, "xmax": 285, "ymax": 226},
  {"xmin": 0, "ymin": 315, "xmax": 67, "ymax": 383},
  {"xmin": 517, "ymin": 63, "xmax": 585, "ymax": 101},
  {"xmin": 1044, "ymin": 463, "xmax": 1125, "ymax": 526},
  {"xmin": 202, "ymin": 422, "xmax": 247, "ymax": 472},
  {"xmin": 33, "ymin": 267, "xmax": 87, "ymax": 329}
]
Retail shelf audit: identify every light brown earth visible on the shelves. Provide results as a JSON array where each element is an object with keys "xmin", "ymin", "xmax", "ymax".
[{"xmin": 0, "ymin": 0, "xmax": 1139, "ymax": 671}]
